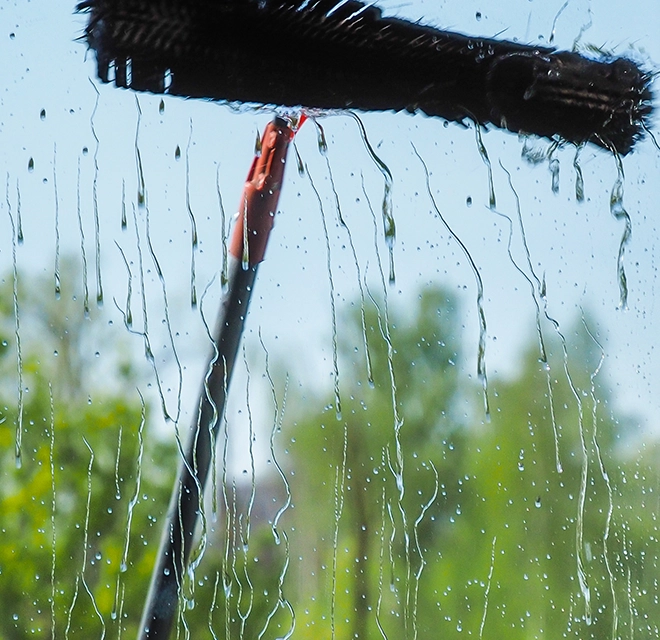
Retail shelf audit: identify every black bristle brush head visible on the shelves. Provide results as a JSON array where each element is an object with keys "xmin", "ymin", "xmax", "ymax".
[{"xmin": 77, "ymin": 0, "xmax": 654, "ymax": 155}]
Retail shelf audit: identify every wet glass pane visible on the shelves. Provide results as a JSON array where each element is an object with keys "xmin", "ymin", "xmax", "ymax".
[{"xmin": 1, "ymin": 0, "xmax": 659, "ymax": 637}]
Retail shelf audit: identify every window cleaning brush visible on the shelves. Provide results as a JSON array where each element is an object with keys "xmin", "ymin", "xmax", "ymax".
[{"xmin": 78, "ymin": 0, "xmax": 653, "ymax": 154}]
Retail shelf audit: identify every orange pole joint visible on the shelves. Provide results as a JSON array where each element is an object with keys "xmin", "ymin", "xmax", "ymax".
[{"xmin": 229, "ymin": 116, "xmax": 296, "ymax": 265}]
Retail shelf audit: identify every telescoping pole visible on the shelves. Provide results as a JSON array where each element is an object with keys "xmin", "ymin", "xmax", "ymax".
[{"xmin": 138, "ymin": 116, "xmax": 295, "ymax": 640}]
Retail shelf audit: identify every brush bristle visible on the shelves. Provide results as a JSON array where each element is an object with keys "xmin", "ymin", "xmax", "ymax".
[{"xmin": 78, "ymin": 0, "xmax": 653, "ymax": 154}]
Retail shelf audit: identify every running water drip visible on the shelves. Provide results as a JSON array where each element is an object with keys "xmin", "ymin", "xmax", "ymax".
[
  {"xmin": 121, "ymin": 179, "xmax": 127, "ymax": 230},
  {"xmin": 241, "ymin": 191, "xmax": 250, "ymax": 271},
  {"xmin": 479, "ymin": 536, "xmax": 497, "ymax": 639},
  {"xmin": 573, "ymin": 145, "xmax": 585, "ymax": 202},
  {"xmin": 305, "ymin": 164, "xmax": 342, "ymax": 419},
  {"xmin": 314, "ymin": 119, "xmax": 328, "ymax": 155},
  {"xmin": 117, "ymin": 394, "xmax": 145, "ymax": 586},
  {"xmin": 236, "ymin": 349, "xmax": 257, "ymax": 639},
  {"xmin": 131, "ymin": 204, "xmax": 175, "ymax": 422},
  {"xmin": 375, "ymin": 478, "xmax": 389, "ymax": 640},
  {"xmin": 549, "ymin": 0, "xmax": 571, "ymax": 44},
  {"xmin": 135, "ymin": 98, "xmax": 146, "ymax": 207},
  {"xmin": 609, "ymin": 151, "xmax": 631, "ymax": 309},
  {"xmin": 114, "ymin": 426, "xmax": 123, "ymax": 500},
  {"xmin": 144, "ymin": 204, "xmax": 184, "ymax": 423},
  {"xmin": 293, "ymin": 141, "xmax": 305, "ymax": 176},
  {"xmin": 411, "ymin": 462, "xmax": 439, "ymax": 640},
  {"xmin": 54, "ymin": 145, "xmax": 61, "ymax": 298},
  {"xmin": 115, "ymin": 240, "xmax": 133, "ymax": 327},
  {"xmin": 349, "ymin": 113, "xmax": 396, "ymax": 283},
  {"xmin": 330, "ymin": 421, "xmax": 349, "ymax": 640},
  {"xmin": 65, "ymin": 438, "xmax": 95, "ymax": 639},
  {"xmin": 582, "ymin": 317, "xmax": 618, "ymax": 638},
  {"xmin": 216, "ymin": 165, "xmax": 229, "ymax": 290},
  {"xmin": 549, "ymin": 148, "xmax": 560, "ymax": 194},
  {"xmin": 318, "ymin": 131, "xmax": 374, "ymax": 386},
  {"xmin": 6, "ymin": 174, "xmax": 23, "ymax": 467},
  {"xmin": 15, "ymin": 180, "xmax": 23, "ymax": 244},
  {"xmin": 208, "ymin": 572, "xmax": 221, "ymax": 640},
  {"xmin": 199, "ymin": 277, "xmax": 221, "ymax": 515},
  {"xmin": 413, "ymin": 145, "xmax": 490, "ymax": 419},
  {"xmin": 474, "ymin": 123, "xmax": 496, "ymax": 208},
  {"xmin": 186, "ymin": 120, "xmax": 198, "ymax": 307},
  {"xmin": 254, "ymin": 127, "xmax": 263, "ymax": 156},
  {"xmin": 258, "ymin": 335, "xmax": 295, "ymax": 639},
  {"xmin": 76, "ymin": 158, "xmax": 91, "ymax": 317},
  {"xmin": 90, "ymin": 81, "xmax": 104, "ymax": 306},
  {"xmin": 49, "ymin": 384, "xmax": 57, "ymax": 638},
  {"xmin": 498, "ymin": 163, "xmax": 562, "ymax": 472}
]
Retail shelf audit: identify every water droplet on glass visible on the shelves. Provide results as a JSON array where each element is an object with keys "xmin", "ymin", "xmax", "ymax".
[
  {"xmin": 159, "ymin": 99, "xmax": 165, "ymax": 115},
  {"xmin": 40, "ymin": 109, "xmax": 46, "ymax": 120},
  {"xmin": 27, "ymin": 158, "xmax": 34, "ymax": 173},
  {"xmin": 175, "ymin": 145, "xmax": 181, "ymax": 161},
  {"xmin": 535, "ymin": 497, "xmax": 542, "ymax": 508}
]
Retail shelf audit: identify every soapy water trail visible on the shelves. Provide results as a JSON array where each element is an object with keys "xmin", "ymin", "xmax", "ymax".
[
  {"xmin": 304, "ymin": 162, "xmax": 342, "ymax": 420},
  {"xmin": 582, "ymin": 315, "xmax": 618, "ymax": 638},
  {"xmin": 330, "ymin": 418, "xmax": 348, "ymax": 640},
  {"xmin": 64, "ymin": 438, "xmax": 95, "ymax": 640},
  {"xmin": 53, "ymin": 145, "xmax": 62, "ymax": 298},
  {"xmin": 412, "ymin": 145, "xmax": 490, "ymax": 419},
  {"xmin": 89, "ymin": 80, "xmax": 104, "ymax": 307},
  {"xmin": 6, "ymin": 175, "xmax": 23, "ymax": 468},
  {"xmin": 498, "ymin": 162, "xmax": 562, "ymax": 473},
  {"xmin": 49, "ymin": 384, "xmax": 57, "ymax": 638},
  {"xmin": 185, "ymin": 120, "xmax": 198, "ymax": 307},
  {"xmin": 348, "ymin": 112, "xmax": 396, "ymax": 283},
  {"xmin": 113, "ymin": 392, "xmax": 146, "ymax": 620},
  {"xmin": 473, "ymin": 123, "xmax": 496, "ymax": 208},
  {"xmin": 411, "ymin": 462, "xmax": 439, "ymax": 640},
  {"xmin": 76, "ymin": 157, "xmax": 91, "ymax": 317},
  {"xmin": 478, "ymin": 536, "xmax": 497, "ymax": 640},
  {"xmin": 258, "ymin": 333, "xmax": 295, "ymax": 640},
  {"xmin": 314, "ymin": 120, "xmax": 374, "ymax": 386}
]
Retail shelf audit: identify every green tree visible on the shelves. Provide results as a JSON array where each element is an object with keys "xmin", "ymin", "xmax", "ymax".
[
  {"xmin": 279, "ymin": 287, "xmax": 657, "ymax": 639},
  {"xmin": 0, "ymin": 263, "xmax": 175, "ymax": 639}
]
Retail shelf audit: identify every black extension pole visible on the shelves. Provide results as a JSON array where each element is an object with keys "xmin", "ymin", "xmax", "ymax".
[
  {"xmin": 137, "ymin": 117, "xmax": 294, "ymax": 640},
  {"xmin": 79, "ymin": 0, "xmax": 652, "ymax": 155}
]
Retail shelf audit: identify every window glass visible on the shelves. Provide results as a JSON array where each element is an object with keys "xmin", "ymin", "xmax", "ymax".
[{"xmin": 1, "ymin": 1, "xmax": 659, "ymax": 637}]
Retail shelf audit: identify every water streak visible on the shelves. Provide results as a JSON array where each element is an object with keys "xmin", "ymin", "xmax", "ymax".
[
  {"xmin": 317, "ymin": 129, "xmax": 373, "ymax": 384},
  {"xmin": 473, "ymin": 123, "xmax": 496, "ymax": 208},
  {"xmin": 49, "ymin": 384, "xmax": 57, "ymax": 638},
  {"xmin": 89, "ymin": 80, "xmax": 104, "ymax": 306},
  {"xmin": 305, "ymin": 165, "xmax": 342, "ymax": 419},
  {"xmin": 469, "ymin": 534, "xmax": 494, "ymax": 639},
  {"xmin": 76, "ymin": 157, "xmax": 91, "ymax": 317},
  {"xmin": 186, "ymin": 120, "xmax": 198, "ymax": 307},
  {"xmin": 216, "ymin": 165, "xmax": 229, "ymax": 289},
  {"xmin": 6, "ymin": 176, "xmax": 23, "ymax": 467},
  {"xmin": 114, "ymin": 241, "xmax": 134, "ymax": 328},
  {"xmin": 498, "ymin": 162, "xmax": 562, "ymax": 472},
  {"xmin": 582, "ymin": 316, "xmax": 618, "ymax": 638},
  {"xmin": 374, "ymin": 479, "xmax": 390, "ymax": 640},
  {"xmin": 134, "ymin": 98, "xmax": 146, "ymax": 207},
  {"xmin": 413, "ymin": 145, "xmax": 490, "ymax": 418},
  {"xmin": 330, "ymin": 420, "xmax": 349, "ymax": 640},
  {"xmin": 65, "ymin": 438, "xmax": 95, "ymax": 639},
  {"xmin": 121, "ymin": 179, "xmax": 127, "ymax": 230},
  {"xmin": 573, "ymin": 144, "xmax": 585, "ymax": 202},
  {"xmin": 257, "ymin": 342, "xmax": 295, "ymax": 639},
  {"xmin": 411, "ymin": 462, "xmax": 439, "ymax": 640},
  {"xmin": 53, "ymin": 145, "xmax": 61, "ymax": 297},
  {"xmin": 610, "ymin": 151, "xmax": 631, "ymax": 309},
  {"xmin": 144, "ymin": 204, "xmax": 184, "ymax": 423},
  {"xmin": 349, "ymin": 113, "xmax": 396, "ymax": 283},
  {"xmin": 15, "ymin": 180, "xmax": 23, "ymax": 243}
]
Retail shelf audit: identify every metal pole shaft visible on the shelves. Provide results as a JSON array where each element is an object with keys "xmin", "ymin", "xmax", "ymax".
[{"xmin": 138, "ymin": 116, "xmax": 293, "ymax": 639}]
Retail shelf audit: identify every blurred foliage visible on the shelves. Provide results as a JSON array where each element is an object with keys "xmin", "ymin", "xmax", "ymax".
[{"xmin": 0, "ymin": 268, "xmax": 658, "ymax": 639}]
